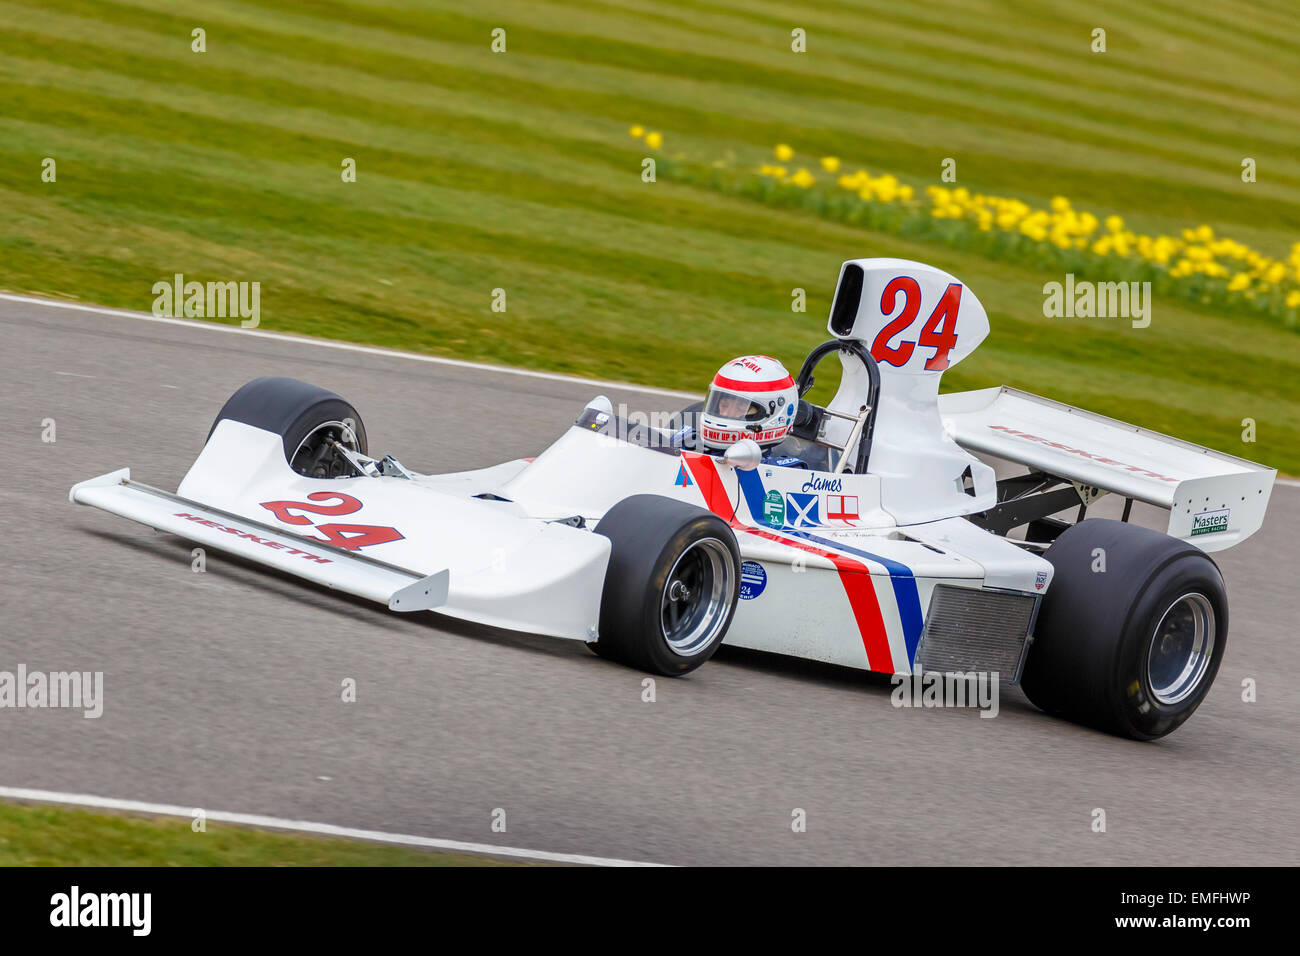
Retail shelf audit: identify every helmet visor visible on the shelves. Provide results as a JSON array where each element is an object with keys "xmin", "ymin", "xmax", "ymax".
[{"xmin": 705, "ymin": 389, "xmax": 770, "ymax": 422}]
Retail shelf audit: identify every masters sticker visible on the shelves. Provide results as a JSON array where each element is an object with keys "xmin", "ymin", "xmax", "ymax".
[
  {"xmin": 1191, "ymin": 508, "xmax": 1230, "ymax": 536},
  {"xmin": 762, "ymin": 489, "xmax": 785, "ymax": 528},
  {"xmin": 740, "ymin": 561, "xmax": 767, "ymax": 600}
]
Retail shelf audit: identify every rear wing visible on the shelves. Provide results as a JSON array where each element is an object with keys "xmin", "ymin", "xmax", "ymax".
[{"xmin": 938, "ymin": 386, "xmax": 1276, "ymax": 552}]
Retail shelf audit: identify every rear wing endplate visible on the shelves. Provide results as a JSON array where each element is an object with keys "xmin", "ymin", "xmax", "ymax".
[
  {"xmin": 70, "ymin": 470, "xmax": 449, "ymax": 611},
  {"xmin": 938, "ymin": 387, "xmax": 1276, "ymax": 552}
]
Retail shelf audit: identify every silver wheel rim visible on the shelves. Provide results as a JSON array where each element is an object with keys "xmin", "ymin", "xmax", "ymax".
[
  {"xmin": 1146, "ymin": 592, "xmax": 1216, "ymax": 705},
  {"xmin": 659, "ymin": 538, "xmax": 735, "ymax": 656}
]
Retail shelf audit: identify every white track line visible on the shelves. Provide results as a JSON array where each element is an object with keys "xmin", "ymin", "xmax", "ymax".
[
  {"xmin": 0, "ymin": 786, "xmax": 668, "ymax": 867},
  {"xmin": 0, "ymin": 292, "xmax": 700, "ymax": 401}
]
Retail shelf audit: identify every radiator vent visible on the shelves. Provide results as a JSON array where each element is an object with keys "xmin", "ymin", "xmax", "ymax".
[{"xmin": 915, "ymin": 585, "xmax": 1038, "ymax": 682}]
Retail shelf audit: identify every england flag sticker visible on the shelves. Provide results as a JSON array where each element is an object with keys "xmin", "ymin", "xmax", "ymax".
[{"xmin": 826, "ymin": 494, "xmax": 860, "ymax": 523}]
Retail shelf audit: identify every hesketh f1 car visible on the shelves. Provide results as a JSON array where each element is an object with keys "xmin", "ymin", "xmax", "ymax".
[{"xmin": 71, "ymin": 258, "xmax": 1276, "ymax": 739}]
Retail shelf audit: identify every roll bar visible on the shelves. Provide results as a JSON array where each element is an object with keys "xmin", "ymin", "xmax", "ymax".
[{"xmin": 793, "ymin": 340, "xmax": 881, "ymax": 475}]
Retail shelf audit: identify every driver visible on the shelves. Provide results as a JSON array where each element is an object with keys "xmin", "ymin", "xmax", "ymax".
[{"xmin": 695, "ymin": 355, "xmax": 809, "ymax": 468}]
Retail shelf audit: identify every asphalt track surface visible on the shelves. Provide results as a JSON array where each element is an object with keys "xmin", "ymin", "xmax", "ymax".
[{"xmin": 2, "ymin": 297, "xmax": 1297, "ymax": 866}]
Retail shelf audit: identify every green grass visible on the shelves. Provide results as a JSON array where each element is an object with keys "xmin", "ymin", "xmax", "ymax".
[
  {"xmin": 0, "ymin": 0, "xmax": 1297, "ymax": 471},
  {"xmin": 0, "ymin": 802, "xmax": 519, "ymax": 865}
]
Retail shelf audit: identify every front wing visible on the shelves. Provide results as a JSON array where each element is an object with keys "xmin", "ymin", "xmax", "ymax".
[{"xmin": 70, "ymin": 469, "xmax": 450, "ymax": 612}]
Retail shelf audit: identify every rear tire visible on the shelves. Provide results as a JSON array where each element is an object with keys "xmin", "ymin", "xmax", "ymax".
[
  {"xmin": 591, "ymin": 494, "xmax": 740, "ymax": 676},
  {"xmin": 1021, "ymin": 519, "xmax": 1228, "ymax": 740},
  {"xmin": 210, "ymin": 377, "xmax": 368, "ymax": 477}
]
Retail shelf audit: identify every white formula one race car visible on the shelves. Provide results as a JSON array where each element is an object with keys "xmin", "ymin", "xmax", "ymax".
[{"xmin": 71, "ymin": 258, "xmax": 1276, "ymax": 739}]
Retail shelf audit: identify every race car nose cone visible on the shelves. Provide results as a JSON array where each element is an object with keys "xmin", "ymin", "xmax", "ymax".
[{"xmin": 722, "ymin": 438, "xmax": 762, "ymax": 471}]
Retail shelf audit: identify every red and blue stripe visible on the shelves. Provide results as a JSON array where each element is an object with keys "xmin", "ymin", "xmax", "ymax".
[{"xmin": 682, "ymin": 454, "xmax": 925, "ymax": 672}]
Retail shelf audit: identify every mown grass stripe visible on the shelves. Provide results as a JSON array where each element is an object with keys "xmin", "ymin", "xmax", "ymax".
[
  {"xmin": 11, "ymin": 0, "xmax": 1297, "ymax": 232},
  {"xmin": 73, "ymin": 0, "xmax": 1300, "ymax": 170},
  {"xmin": 599, "ymin": 0, "xmax": 1300, "ymax": 136},
  {"xmin": 744, "ymin": 0, "xmax": 1300, "ymax": 107}
]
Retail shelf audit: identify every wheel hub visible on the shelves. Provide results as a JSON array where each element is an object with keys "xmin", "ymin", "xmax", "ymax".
[
  {"xmin": 659, "ymin": 538, "xmax": 734, "ymax": 657},
  {"xmin": 290, "ymin": 421, "xmax": 361, "ymax": 478},
  {"xmin": 1146, "ymin": 592, "xmax": 1216, "ymax": 706}
]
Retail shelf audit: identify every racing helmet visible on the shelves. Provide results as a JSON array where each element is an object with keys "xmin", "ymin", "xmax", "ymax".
[{"xmin": 698, "ymin": 355, "xmax": 798, "ymax": 450}]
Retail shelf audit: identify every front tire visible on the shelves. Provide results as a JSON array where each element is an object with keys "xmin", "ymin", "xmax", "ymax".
[
  {"xmin": 1021, "ymin": 519, "xmax": 1228, "ymax": 740},
  {"xmin": 591, "ymin": 495, "xmax": 740, "ymax": 676},
  {"xmin": 209, "ymin": 377, "xmax": 367, "ymax": 478}
]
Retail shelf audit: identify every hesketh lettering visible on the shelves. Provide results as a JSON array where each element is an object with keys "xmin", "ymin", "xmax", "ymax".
[{"xmin": 173, "ymin": 512, "xmax": 334, "ymax": 564}]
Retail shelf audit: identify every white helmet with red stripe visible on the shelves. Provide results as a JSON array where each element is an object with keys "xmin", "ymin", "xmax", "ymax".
[{"xmin": 698, "ymin": 355, "xmax": 798, "ymax": 450}]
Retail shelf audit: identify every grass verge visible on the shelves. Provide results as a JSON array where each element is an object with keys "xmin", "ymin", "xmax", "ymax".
[{"xmin": 0, "ymin": 801, "xmax": 520, "ymax": 866}]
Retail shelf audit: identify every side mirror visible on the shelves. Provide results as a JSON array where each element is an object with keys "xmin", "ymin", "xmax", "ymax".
[
  {"xmin": 721, "ymin": 438, "xmax": 763, "ymax": 471},
  {"xmin": 584, "ymin": 394, "xmax": 614, "ymax": 416}
]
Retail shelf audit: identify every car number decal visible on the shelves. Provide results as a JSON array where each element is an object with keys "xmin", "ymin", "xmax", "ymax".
[{"xmin": 259, "ymin": 493, "xmax": 404, "ymax": 552}]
